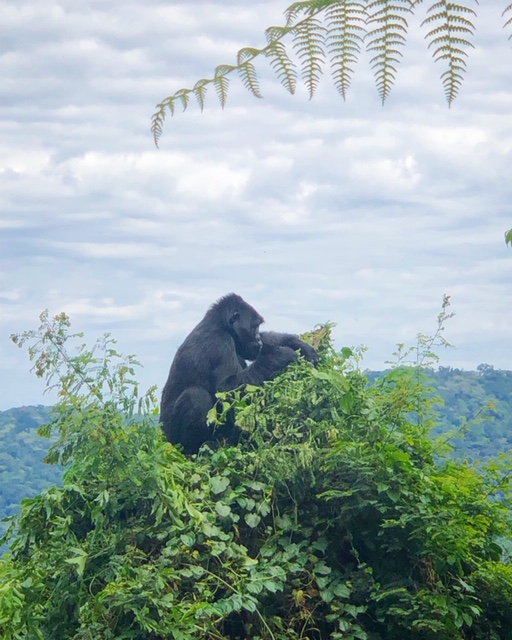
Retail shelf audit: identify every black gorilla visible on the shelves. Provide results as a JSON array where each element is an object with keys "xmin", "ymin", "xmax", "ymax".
[{"xmin": 160, "ymin": 293, "xmax": 318, "ymax": 454}]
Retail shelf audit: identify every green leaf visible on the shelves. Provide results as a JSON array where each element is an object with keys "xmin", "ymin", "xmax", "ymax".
[
  {"xmin": 180, "ymin": 533, "xmax": 196, "ymax": 547},
  {"xmin": 211, "ymin": 475, "xmax": 230, "ymax": 494},
  {"xmin": 215, "ymin": 502, "xmax": 232, "ymax": 517},
  {"xmin": 244, "ymin": 513, "xmax": 261, "ymax": 528},
  {"xmin": 64, "ymin": 548, "xmax": 88, "ymax": 577}
]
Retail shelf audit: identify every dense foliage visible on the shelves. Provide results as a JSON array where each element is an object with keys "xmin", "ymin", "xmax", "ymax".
[
  {"xmin": 2, "ymin": 364, "xmax": 512, "ymax": 537},
  {"xmin": 1, "ymin": 310, "xmax": 512, "ymax": 639}
]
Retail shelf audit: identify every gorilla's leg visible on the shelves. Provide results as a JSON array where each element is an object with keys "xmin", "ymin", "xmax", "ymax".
[
  {"xmin": 168, "ymin": 386, "xmax": 243, "ymax": 455},
  {"xmin": 168, "ymin": 387, "xmax": 213, "ymax": 455}
]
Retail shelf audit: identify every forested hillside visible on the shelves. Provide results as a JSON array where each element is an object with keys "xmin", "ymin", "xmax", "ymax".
[
  {"xmin": 432, "ymin": 365, "xmax": 512, "ymax": 459},
  {"xmin": 0, "ymin": 406, "xmax": 60, "ymax": 541},
  {"xmin": 1, "ymin": 365, "xmax": 511, "ymax": 539},
  {"xmin": 373, "ymin": 365, "xmax": 512, "ymax": 461}
]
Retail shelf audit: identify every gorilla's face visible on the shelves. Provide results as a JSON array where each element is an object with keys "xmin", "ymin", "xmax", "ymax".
[
  {"xmin": 230, "ymin": 307, "xmax": 263, "ymax": 361},
  {"xmin": 239, "ymin": 323, "xmax": 263, "ymax": 361}
]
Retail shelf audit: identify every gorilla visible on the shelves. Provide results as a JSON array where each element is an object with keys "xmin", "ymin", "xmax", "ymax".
[{"xmin": 160, "ymin": 293, "xmax": 318, "ymax": 454}]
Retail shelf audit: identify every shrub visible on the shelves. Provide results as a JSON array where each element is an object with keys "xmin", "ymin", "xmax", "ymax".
[{"xmin": 1, "ymin": 310, "xmax": 511, "ymax": 639}]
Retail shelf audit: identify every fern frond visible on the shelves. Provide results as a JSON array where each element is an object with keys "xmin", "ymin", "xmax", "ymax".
[
  {"xmin": 151, "ymin": 0, "xmax": 499, "ymax": 144},
  {"xmin": 193, "ymin": 79, "xmax": 210, "ymax": 112},
  {"xmin": 265, "ymin": 41, "xmax": 298, "ymax": 94},
  {"xmin": 214, "ymin": 65, "xmax": 235, "ymax": 108},
  {"xmin": 326, "ymin": 1, "xmax": 366, "ymax": 100},
  {"xmin": 503, "ymin": 3, "xmax": 512, "ymax": 40},
  {"xmin": 422, "ymin": 0, "xmax": 477, "ymax": 105},
  {"xmin": 292, "ymin": 17, "xmax": 327, "ymax": 98},
  {"xmin": 366, "ymin": 0, "xmax": 414, "ymax": 104}
]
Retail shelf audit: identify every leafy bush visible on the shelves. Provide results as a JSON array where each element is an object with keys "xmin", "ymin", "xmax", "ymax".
[{"xmin": 1, "ymin": 309, "xmax": 511, "ymax": 639}]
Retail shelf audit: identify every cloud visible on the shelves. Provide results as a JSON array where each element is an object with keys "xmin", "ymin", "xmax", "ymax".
[{"xmin": 1, "ymin": 0, "xmax": 511, "ymax": 410}]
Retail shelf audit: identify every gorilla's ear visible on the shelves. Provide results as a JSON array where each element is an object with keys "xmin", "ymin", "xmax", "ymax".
[{"xmin": 229, "ymin": 311, "xmax": 240, "ymax": 327}]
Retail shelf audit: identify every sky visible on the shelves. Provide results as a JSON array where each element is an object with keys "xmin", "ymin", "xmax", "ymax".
[{"xmin": 1, "ymin": 0, "xmax": 511, "ymax": 411}]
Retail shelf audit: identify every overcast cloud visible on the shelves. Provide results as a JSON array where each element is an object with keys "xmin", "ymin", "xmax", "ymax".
[{"xmin": 1, "ymin": 0, "xmax": 511, "ymax": 410}]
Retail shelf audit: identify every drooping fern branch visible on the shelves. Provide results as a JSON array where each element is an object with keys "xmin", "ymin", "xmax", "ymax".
[
  {"xmin": 152, "ymin": 0, "xmax": 369, "ymax": 145},
  {"xmin": 151, "ymin": 0, "xmax": 509, "ymax": 145}
]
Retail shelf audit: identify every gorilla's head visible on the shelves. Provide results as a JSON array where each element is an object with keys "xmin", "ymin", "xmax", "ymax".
[{"xmin": 215, "ymin": 293, "xmax": 264, "ymax": 361}]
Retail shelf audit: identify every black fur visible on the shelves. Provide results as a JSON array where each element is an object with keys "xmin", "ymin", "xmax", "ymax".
[{"xmin": 160, "ymin": 293, "xmax": 318, "ymax": 454}]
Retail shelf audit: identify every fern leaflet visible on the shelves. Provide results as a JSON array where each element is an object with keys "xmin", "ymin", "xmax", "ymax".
[
  {"xmin": 422, "ymin": 0, "xmax": 477, "ymax": 106},
  {"xmin": 174, "ymin": 89, "xmax": 191, "ymax": 112},
  {"xmin": 214, "ymin": 65, "xmax": 235, "ymax": 108},
  {"xmin": 265, "ymin": 25, "xmax": 293, "ymax": 43},
  {"xmin": 238, "ymin": 62, "xmax": 264, "ymax": 98},
  {"xmin": 265, "ymin": 41, "xmax": 298, "ymax": 94},
  {"xmin": 193, "ymin": 79, "xmax": 210, "ymax": 112},
  {"xmin": 237, "ymin": 47, "xmax": 264, "ymax": 98},
  {"xmin": 366, "ymin": 0, "xmax": 413, "ymax": 104},
  {"xmin": 151, "ymin": 101, "xmax": 171, "ymax": 148},
  {"xmin": 286, "ymin": 0, "xmax": 328, "ymax": 25},
  {"xmin": 326, "ymin": 1, "xmax": 366, "ymax": 100},
  {"xmin": 293, "ymin": 17, "xmax": 327, "ymax": 98},
  {"xmin": 503, "ymin": 3, "xmax": 512, "ymax": 40}
]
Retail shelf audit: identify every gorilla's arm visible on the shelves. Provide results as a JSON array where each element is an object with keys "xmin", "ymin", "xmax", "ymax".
[
  {"xmin": 260, "ymin": 331, "xmax": 319, "ymax": 365},
  {"xmin": 216, "ymin": 342, "xmax": 298, "ymax": 392},
  {"xmin": 216, "ymin": 332, "xmax": 319, "ymax": 390}
]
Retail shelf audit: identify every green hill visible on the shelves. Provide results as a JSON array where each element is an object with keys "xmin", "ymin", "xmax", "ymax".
[
  {"xmin": 0, "ymin": 405, "xmax": 61, "ymax": 540},
  {"xmin": 432, "ymin": 365, "xmax": 512, "ymax": 460}
]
